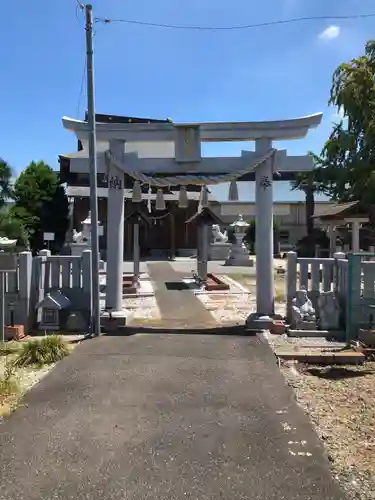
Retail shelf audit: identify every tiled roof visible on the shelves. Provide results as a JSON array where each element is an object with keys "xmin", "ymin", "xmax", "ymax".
[
  {"xmin": 311, "ymin": 201, "xmax": 362, "ymax": 219},
  {"xmin": 185, "ymin": 206, "xmax": 224, "ymax": 225},
  {"xmin": 84, "ymin": 112, "xmax": 171, "ymax": 124}
]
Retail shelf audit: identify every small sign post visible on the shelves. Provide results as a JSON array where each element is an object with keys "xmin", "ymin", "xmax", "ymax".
[
  {"xmin": 0, "ymin": 254, "xmax": 18, "ymax": 343},
  {"xmin": 43, "ymin": 232, "xmax": 55, "ymax": 251}
]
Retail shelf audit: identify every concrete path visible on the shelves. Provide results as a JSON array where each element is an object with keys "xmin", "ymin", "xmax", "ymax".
[
  {"xmin": 147, "ymin": 262, "xmax": 217, "ymax": 328},
  {"xmin": 120, "ymin": 259, "xmax": 257, "ymax": 277},
  {"xmin": 0, "ymin": 334, "xmax": 344, "ymax": 500}
]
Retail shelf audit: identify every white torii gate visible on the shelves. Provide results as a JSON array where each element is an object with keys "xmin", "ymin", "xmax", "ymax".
[{"xmin": 62, "ymin": 113, "xmax": 322, "ymax": 322}]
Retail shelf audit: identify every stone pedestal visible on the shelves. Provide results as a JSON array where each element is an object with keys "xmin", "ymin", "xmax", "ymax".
[
  {"xmin": 210, "ymin": 242, "xmax": 231, "ymax": 260},
  {"xmin": 70, "ymin": 242, "xmax": 90, "ymax": 257},
  {"xmin": 225, "ymin": 215, "xmax": 253, "ymax": 267}
]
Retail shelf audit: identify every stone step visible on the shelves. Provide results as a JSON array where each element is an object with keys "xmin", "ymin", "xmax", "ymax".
[
  {"xmin": 274, "ymin": 350, "xmax": 365, "ymax": 364},
  {"xmin": 287, "ymin": 329, "xmax": 344, "ymax": 338}
]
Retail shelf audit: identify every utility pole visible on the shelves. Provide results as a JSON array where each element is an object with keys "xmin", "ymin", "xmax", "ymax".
[{"xmin": 85, "ymin": 4, "xmax": 101, "ymax": 336}]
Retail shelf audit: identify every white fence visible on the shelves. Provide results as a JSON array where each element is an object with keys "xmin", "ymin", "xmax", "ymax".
[
  {"xmin": 286, "ymin": 251, "xmax": 375, "ymax": 332},
  {"xmin": 1, "ymin": 249, "xmax": 92, "ymax": 332},
  {"xmin": 286, "ymin": 251, "xmax": 348, "ymax": 323}
]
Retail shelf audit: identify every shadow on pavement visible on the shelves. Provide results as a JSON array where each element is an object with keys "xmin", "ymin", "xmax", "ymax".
[
  {"xmin": 101, "ymin": 324, "xmax": 257, "ymax": 337},
  {"xmin": 306, "ymin": 366, "xmax": 375, "ymax": 380}
]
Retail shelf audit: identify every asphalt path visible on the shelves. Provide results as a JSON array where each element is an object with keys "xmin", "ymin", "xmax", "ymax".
[{"xmin": 0, "ymin": 333, "xmax": 344, "ymax": 500}]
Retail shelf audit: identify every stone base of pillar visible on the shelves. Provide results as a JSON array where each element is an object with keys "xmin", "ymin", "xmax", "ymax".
[
  {"xmin": 100, "ymin": 310, "xmax": 129, "ymax": 333},
  {"xmin": 245, "ymin": 312, "xmax": 274, "ymax": 331}
]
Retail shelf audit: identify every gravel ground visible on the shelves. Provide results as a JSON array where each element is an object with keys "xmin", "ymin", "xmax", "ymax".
[
  {"xmin": 263, "ymin": 330, "xmax": 375, "ymax": 500},
  {"xmin": 0, "ymin": 357, "xmax": 55, "ymax": 417},
  {"xmin": 258, "ymin": 325, "xmax": 375, "ymax": 500},
  {"xmin": 280, "ymin": 361, "xmax": 375, "ymax": 500}
]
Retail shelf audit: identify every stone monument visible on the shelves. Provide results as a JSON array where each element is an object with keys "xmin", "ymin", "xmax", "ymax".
[
  {"xmin": 291, "ymin": 288, "xmax": 317, "ymax": 330},
  {"xmin": 317, "ymin": 291, "xmax": 340, "ymax": 330},
  {"xmin": 225, "ymin": 215, "xmax": 253, "ymax": 266},
  {"xmin": 210, "ymin": 224, "xmax": 231, "ymax": 260}
]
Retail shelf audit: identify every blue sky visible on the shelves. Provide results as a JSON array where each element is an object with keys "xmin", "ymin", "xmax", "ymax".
[{"xmin": 0, "ymin": 0, "xmax": 374, "ymax": 201}]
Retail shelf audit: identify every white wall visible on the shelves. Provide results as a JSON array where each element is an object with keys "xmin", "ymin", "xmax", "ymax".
[
  {"xmin": 82, "ymin": 140, "xmax": 175, "ymax": 158},
  {"xmin": 221, "ymin": 203, "xmax": 291, "ymax": 217},
  {"xmin": 218, "ymin": 201, "xmax": 333, "ymax": 246}
]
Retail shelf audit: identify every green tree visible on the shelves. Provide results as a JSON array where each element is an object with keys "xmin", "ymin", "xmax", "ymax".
[
  {"xmin": 0, "ymin": 209, "xmax": 30, "ymax": 250},
  {"xmin": 290, "ymin": 168, "xmax": 328, "ymax": 238},
  {"xmin": 243, "ymin": 219, "xmax": 280, "ymax": 254},
  {"xmin": 13, "ymin": 161, "xmax": 69, "ymax": 254},
  {"xmin": 315, "ymin": 40, "xmax": 375, "ymax": 209},
  {"xmin": 0, "ymin": 158, "xmax": 14, "ymax": 209},
  {"xmin": 0, "ymin": 159, "xmax": 30, "ymax": 249},
  {"xmin": 290, "ymin": 172, "xmax": 316, "ymax": 238}
]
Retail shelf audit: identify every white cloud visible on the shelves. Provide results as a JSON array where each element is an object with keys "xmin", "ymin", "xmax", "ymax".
[{"xmin": 319, "ymin": 25, "xmax": 340, "ymax": 41}]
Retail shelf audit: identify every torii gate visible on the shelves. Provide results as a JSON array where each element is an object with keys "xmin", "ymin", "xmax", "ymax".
[{"xmin": 61, "ymin": 113, "xmax": 323, "ymax": 322}]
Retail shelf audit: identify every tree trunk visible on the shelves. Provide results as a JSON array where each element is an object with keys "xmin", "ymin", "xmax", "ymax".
[{"xmin": 305, "ymin": 185, "xmax": 315, "ymax": 238}]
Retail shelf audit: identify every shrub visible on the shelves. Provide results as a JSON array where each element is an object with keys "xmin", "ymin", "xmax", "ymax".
[
  {"xmin": 14, "ymin": 336, "xmax": 70, "ymax": 368},
  {"xmin": 0, "ymin": 342, "xmax": 21, "ymax": 357}
]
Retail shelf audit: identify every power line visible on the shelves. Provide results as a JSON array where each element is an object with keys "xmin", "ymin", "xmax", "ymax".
[
  {"xmin": 76, "ymin": 55, "xmax": 87, "ymax": 118},
  {"xmin": 75, "ymin": 1, "xmax": 86, "ymax": 118},
  {"xmin": 94, "ymin": 12, "xmax": 375, "ymax": 31}
]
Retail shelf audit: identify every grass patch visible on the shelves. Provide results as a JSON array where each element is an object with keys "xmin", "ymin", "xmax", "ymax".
[
  {"xmin": 274, "ymin": 280, "xmax": 286, "ymax": 303},
  {"xmin": 0, "ymin": 360, "xmax": 19, "ymax": 403},
  {"xmin": 13, "ymin": 336, "xmax": 70, "ymax": 368}
]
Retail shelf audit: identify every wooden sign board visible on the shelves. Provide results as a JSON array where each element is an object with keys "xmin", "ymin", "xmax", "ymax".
[
  {"xmin": 175, "ymin": 124, "xmax": 201, "ymax": 163},
  {"xmin": 0, "ymin": 253, "xmax": 17, "ymax": 272}
]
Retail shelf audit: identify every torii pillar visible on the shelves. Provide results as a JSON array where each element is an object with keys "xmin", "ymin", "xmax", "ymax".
[
  {"xmin": 106, "ymin": 140, "xmax": 125, "ymax": 311},
  {"xmin": 255, "ymin": 138, "xmax": 274, "ymax": 316}
]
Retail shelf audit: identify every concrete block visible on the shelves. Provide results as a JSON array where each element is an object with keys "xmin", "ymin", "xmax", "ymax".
[{"xmin": 270, "ymin": 320, "xmax": 286, "ymax": 335}]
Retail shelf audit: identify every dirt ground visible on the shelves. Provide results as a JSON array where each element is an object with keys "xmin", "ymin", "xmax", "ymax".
[{"xmin": 228, "ymin": 272, "xmax": 286, "ymax": 302}]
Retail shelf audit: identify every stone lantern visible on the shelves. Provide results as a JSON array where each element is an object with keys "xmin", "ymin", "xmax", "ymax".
[
  {"xmin": 225, "ymin": 214, "xmax": 254, "ymax": 266},
  {"xmin": 70, "ymin": 211, "xmax": 104, "ymax": 259}
]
